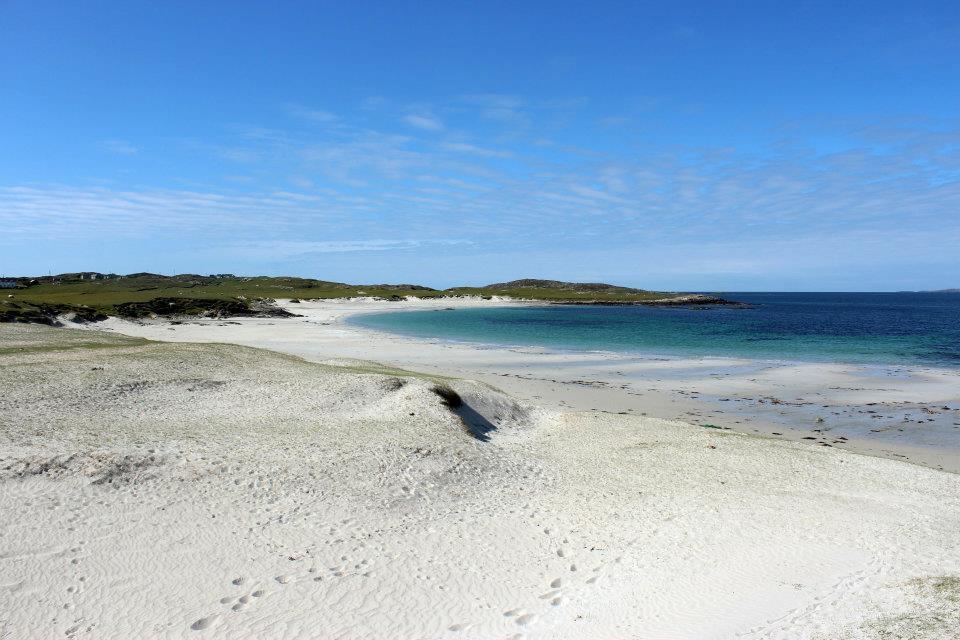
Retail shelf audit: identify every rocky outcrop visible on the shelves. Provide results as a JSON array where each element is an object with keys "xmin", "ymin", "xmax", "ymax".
[
  {"xmin": 113, "ymin": 297, "xmax": 298, "ymax": 319},
  {"xmin": 0, "ymin": 301, "xmax": 108, "ymax": 326},
  {"xmin": 0, "ymin": 296, "xmax": 299, "ymax": 325}
]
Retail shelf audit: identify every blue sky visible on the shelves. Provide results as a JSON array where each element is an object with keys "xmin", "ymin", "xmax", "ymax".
[{"xmin": 2, "ymin": 1, "xmax": 959, "ymax": 290}]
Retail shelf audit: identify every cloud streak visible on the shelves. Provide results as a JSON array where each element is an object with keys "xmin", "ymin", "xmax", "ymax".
[
  {"xmin": 3, "ymin": 101, "xmax": 958, "ymax": 287},
  {"xmin": 402, "ymin": 113, "xmax": 444, "ymax": 131},
  {"xmin": 100, "ymin": 140, "xmax": 138, "ymax": 155},
  {"xmin": 217, "ymin": 238, "xmax": 471, "ymax": 259}
]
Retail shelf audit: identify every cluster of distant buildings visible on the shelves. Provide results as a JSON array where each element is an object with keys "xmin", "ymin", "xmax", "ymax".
[
  {"xmin": 1, "ymin": 271, "xmax": 117, "ymax": 289},
  {"xmin": 0, "ymin": 272, "xmax": 240, "ymax": 289}
]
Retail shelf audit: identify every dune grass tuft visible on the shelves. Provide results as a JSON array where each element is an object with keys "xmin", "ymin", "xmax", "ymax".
[{"xmin": 431, "ymin": 385, "xmax": 463, "ymax": 410}]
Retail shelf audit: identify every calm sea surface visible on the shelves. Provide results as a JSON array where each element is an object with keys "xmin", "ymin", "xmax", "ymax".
[{"xmin": 350, "ymin": 293, "xmax": 960, "ymax": 367}]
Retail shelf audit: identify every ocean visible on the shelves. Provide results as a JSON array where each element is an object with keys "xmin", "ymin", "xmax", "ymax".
[{"xmin": 350, "ymin": 292, "xmax": 960, "ymax": 367}]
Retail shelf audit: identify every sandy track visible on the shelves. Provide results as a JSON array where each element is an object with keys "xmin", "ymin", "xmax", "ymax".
[{"xmin": 1, "ymin": 323, "xmax": 959, "ymax": 639}]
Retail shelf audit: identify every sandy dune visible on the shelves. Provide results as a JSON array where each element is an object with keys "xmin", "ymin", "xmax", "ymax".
[{"xmin": 1, "ymin": 321, "xmax": 959, "ymax": 639}]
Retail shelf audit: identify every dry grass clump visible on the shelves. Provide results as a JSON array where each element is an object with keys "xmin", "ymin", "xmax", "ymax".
[{"xmin": 431, "ymin": 384, "xmax": 463, "ymax": 409}]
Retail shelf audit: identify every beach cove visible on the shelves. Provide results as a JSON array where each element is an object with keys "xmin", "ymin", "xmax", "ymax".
[
  {"xmin": 1, "ymin": 298, "xmax": 958, "ymax": 638},
  {"xmin": 98, "ymin": 297, "xmax": 960, "ymax": 473}
]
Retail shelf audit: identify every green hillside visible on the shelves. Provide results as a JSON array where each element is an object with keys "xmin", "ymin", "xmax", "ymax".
[{"xmin": 1, "ymin": 273, "xmax": 726, "ymax": 323}]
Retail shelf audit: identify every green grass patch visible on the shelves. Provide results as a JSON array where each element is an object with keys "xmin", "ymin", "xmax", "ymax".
[
  {"xmin": 863, "ymin": 574, "xmax": 960, "ymax": 639},
  {"xmin": 0, "ymin": 324, "xmax": 152, "ymax": 353},
  {"xmin": 5, "ymin": 275, "xmax": 447, "ymax": 311},
  {"xmin": 5, "ymin": 274, "xmax": 691, "ymax": 316}
]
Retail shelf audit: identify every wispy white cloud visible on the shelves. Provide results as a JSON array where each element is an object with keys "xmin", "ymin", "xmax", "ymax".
[
  {"xmin": 457, "ymin": 94, "xmax": 587, "ymax": 128},
  {"xmin": 0, "ymin": 186, "xmax": 357, "ymax": 240},
  {"xmin": 462, "ymin": 94, "xmax": 527, "ymax": 124},
  {"xmin": 101, "ymin": 139, "xmax": 138, "ymax": 155},
  {"xmin": 219, "ymin": 238, "xmax": 471, "ymax": 259},
  {"xmin": 284, "ymin": 103, "xmax": 338, "ymax": 123},
  {"xmin": 5, "ymin": 105, "xmax": 959, "ymax": 288},
  {"xmin": 360, "ymin": 96, "xmax": 387, "ymax": 111},
  {"xmin": 402, "ymin": 113, "xmax": 444, "ymax": 131},
  {"xmin": 299, "ymin": 131, "xmax": 428, "ymax": 185},
  {"xmin": 217, "ymin": 148, "xmax": 261, "ymax": 163},
  {"xmin": 439, "ymin": 141, "xmax": 511, "ymax": 158}
]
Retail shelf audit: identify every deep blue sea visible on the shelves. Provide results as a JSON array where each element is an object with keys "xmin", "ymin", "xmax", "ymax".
[{"xmin": 350, "ymin": 293, "xmax": 960, "ymax": 367}]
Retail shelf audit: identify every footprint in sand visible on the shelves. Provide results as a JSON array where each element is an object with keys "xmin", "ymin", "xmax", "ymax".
[
  {"xmin": 515, "ymin": 613, "xmax": 538, "ymax": 626},
  {"xmin": 191, "ymin": 614, "xmax": 221, "ymax": 631}
]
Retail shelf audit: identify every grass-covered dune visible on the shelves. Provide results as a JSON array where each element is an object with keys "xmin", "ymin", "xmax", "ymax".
[
  {"xmin": 0, "ymin": 273, "xmax": 733, "ymax": 323},
  {"xmin": 446, "ymin": 279, "xmax": 682, "ymax": 302},
  {"xmin": 4, "ymin": 273, "xmax": 439, "ymax": 306}
]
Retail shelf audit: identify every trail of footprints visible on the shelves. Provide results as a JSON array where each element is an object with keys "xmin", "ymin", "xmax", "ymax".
[
  {"xmin": 191, "ymin": 518, "xmax": 374, "ymax": 632},
  {"xmin": 189, "ymin": 518, "xmax": 618, "ymax": 636},
  {"xmin": 192, "ymin": 557, "xmax": 373, "ymax": 631},
  {"xmin": 62, "ymin": 539, "xmax": 97, "ymax": 638},
  {"xmin": 447, "ymin": 525, "xmax": 618, "ymax": 637},
  {"xmin": 740, "ymin": 553, "xmax": 885, "ymax": 638}
]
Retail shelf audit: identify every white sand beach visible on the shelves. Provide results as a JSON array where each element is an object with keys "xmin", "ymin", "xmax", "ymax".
[
  {"xmin": 94, "ymin": 297, "xmax": 960, "ymax": 472},
  {"xmin": 2, "ymin": 301, "xmax": 959, "ymax": 639}
]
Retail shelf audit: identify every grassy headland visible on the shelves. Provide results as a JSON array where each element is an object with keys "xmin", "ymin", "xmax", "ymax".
[{"xmin": 0, "ymin": 273, "xmax": 734, "ymax": 323}]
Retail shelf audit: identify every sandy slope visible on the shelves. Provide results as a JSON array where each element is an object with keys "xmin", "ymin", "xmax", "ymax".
[{"xmin": 1, "ymin": 323, "xmax": 959, "ymax": 639}]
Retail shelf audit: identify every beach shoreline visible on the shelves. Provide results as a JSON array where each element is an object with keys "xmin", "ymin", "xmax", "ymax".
[{"xmin": 88, "ymin": 296, "xmax": 960, "ymax": 474}]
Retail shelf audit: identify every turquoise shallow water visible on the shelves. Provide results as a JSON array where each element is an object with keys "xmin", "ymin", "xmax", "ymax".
[{"xmin": 350, "ymin": 292, "xmax": 960, "ymax": 367}]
